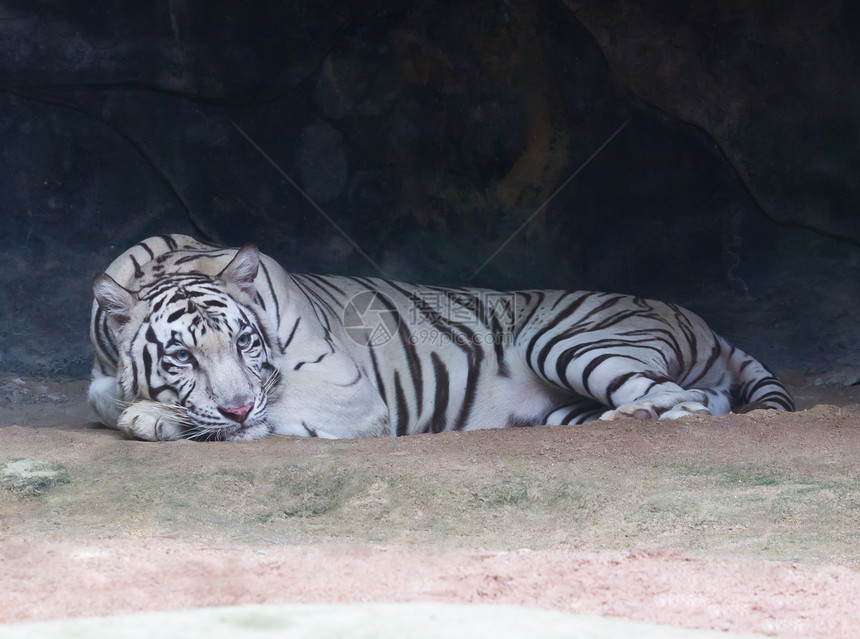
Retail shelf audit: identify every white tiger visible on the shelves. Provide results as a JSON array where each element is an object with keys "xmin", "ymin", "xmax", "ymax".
[{"xmin": 88, "ymin": 234, "xmax": 793, "ymax": 441}]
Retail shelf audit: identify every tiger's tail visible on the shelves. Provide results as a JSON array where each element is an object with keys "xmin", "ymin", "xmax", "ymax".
[{"xmin": 721, "ymin": 337, "xmax": 795, "ymax": 412}]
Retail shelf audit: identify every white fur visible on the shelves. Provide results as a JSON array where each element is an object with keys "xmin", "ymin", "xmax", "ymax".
[{"xmin": 87, "ymin": 372, "xmax": 121, "ymax": 427}]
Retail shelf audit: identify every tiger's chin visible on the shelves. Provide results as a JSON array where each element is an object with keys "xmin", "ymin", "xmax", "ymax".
[
  {"xmin": 213, "ymin": 419, "xmax": 272, "ymax": 442},
  {"xmin": 185, "ymin": 411, "xmax": 273, "ymax": 441}
]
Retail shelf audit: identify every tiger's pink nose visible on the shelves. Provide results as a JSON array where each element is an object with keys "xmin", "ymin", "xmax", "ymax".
[{"xmin": 219, "ymin": 402, "xmax": 254, "ymax": 423}]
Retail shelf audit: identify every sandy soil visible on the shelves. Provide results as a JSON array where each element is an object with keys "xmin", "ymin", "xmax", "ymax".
[{"xmin": 1, "ymin": 375, "xmax": 859, "ymax": 638}]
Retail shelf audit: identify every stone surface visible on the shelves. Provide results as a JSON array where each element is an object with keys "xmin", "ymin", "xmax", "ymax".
[
  {"xmin": 0, "ymin": 603, "xmax": 762, "ymax": 639},
  {"xmin": 1, "ymin": 458, "xmax": 69, "ymax": 496},
  {"xmin": 298, "ymin": 121, "xmax": 349, "ymax": 203}
]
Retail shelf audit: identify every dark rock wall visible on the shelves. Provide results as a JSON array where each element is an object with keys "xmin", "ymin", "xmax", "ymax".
[
  {"xmin": 565, "ymin": 0, "xmax": 860, "ymax": 242},
  {"xmin": 0, "ymin": 0, "xmax": 856, "ymax": 377}
]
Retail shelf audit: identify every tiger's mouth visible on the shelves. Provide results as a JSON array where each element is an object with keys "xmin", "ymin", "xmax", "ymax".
[
  {"xmin": 177, "ymin": 369, "xmax": 282, "ymax": 441},
  {"xmin": 221, "ymin": 420, "xmax": 270, "ymax": 441}
]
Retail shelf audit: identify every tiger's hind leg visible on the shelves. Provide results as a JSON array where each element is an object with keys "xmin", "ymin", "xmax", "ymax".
[
  {"xmin": 521, "ymin": 297, "xmax": 740, "ymax": 422},
  {"xmin": 528, "ymin": 341, "xmax": 733, "ymax": 421}
]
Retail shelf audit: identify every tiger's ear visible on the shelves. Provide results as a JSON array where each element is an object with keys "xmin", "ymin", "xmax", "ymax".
[
  {"xmin": 220, "ymin": 245, "xmax": 260, "ymax": 298},
  {"xmin": 93, "ymin": 273, "xmax": 138, "ymax": 334}
]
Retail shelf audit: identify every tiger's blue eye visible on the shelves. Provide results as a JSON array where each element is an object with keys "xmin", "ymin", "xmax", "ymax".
[
  {"xmin": 237, "ymin": 333, "xmax": 252, "ymax": 349},
  {"xmin": 173, "ymin": 349, "xmax": 191, "ymax": 362}
]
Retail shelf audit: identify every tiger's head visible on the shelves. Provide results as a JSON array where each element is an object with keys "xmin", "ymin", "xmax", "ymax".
[{"xmin": 93, "ymin": 246, "xmax": 281, "ymax": 440}]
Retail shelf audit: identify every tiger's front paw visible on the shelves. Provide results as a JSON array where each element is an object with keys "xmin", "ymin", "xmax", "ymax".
[{"xmin": 117, "ymin": 401, "xmax": 185, "ymax": 441}]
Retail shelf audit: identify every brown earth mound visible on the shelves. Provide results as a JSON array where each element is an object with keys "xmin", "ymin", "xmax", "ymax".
[{"xmin": 1, "ymin": 377, "xmax": 858, "ymax": 638}]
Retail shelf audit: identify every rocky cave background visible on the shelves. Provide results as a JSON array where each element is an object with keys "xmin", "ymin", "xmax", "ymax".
[{"xmin": 0, "ymin": 0, "xmax": 857, "ymax": 383}]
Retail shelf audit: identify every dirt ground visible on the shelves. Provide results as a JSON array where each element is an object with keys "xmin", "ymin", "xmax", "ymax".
[{"xmin": 1, "ymin": 373, "xmax": 859, "ymax": 638}]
